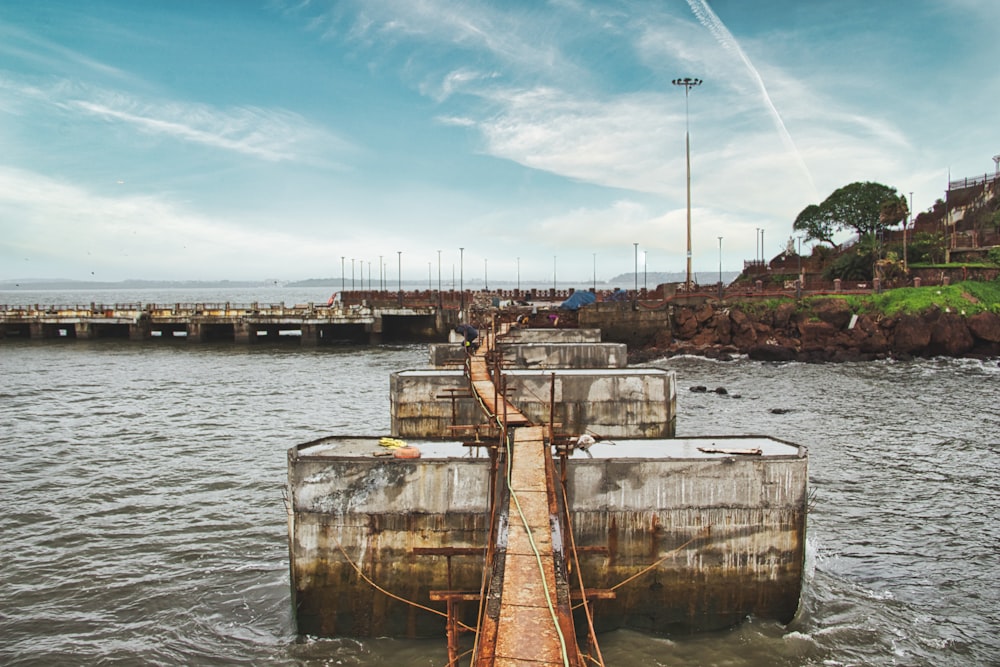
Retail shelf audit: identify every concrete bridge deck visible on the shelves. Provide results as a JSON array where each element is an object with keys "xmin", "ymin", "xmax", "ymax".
[{"xmin": 0, "ymin": 301, "xmax": 446, "ymax": 344}]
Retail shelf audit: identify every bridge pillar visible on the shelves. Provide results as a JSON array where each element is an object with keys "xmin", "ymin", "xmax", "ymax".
[
  {"xmin": 301, "ymin": 324, "xmax": 320, "ymax": 346},
  {"xmin": 129, "ymin": 320, "xmax": 150, "ymax": 341},
  {"xmin": 76, "ymin": 322, "xmax": 94, "ymax": 339},
  {"xmin": 234, "ymin": 322, "xmax": 252, "ymax": 344},
  {"xmin": 186, "ymin": 322, "xmax": 205, "ymax": 342},
  {"xmin": 368, "ymin": 316, "xmax": 383, "ymax": 345}
]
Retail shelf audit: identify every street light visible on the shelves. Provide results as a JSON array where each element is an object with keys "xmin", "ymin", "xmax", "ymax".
[
  {"xmin": 516, "ymin": 257, "xmax": 520, "ymax": 293},
  {"xmin": 341, "ymin": 256, "xmax": 345, "ymax": 293},
  {"xmin": 484, "ymin": 258, "xmax": 488, "ymax": 291},
  {"xmin": 643, "ymin": 250, "xmax": 647, "ymax": 291},
  {"xmin": 553, "ymin": 256, "xmax": 557, "ymax": 293},
  {"xmin": 459, "ymin": 247, "xmax": 464, "ymax": 313},
  {"xmin": 396, "ymin": 251, "xmax": 402, "ymax": 306},
  {"xmin": 633, "ymin": 242, "xmax": 638, "ymax": 294},
  {"xmin": 718, "ymin": 236, "xmax": 723, "ymax": 289},
  {"xmin": 672, "ymin": 76, "xmax": 702, "ymax": 290},
  {"xmin": 351, "ymin": 258, "xmax": 355, "ymax": 290},
  {"xmin": 437, "ymin": 250, "xmax": 442, "ymax": 293},
  {"xmin": 592, "ymin": 253, "xmax": 596, "ymax": 292}
]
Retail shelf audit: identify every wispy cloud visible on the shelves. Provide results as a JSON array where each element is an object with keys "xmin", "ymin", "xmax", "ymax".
[
  {"xmin": 64, "ymin": 96, "xmax": 352, "ymax": 164},
  {"xmin": 0, "ymin": 73, "xmax": 354, "ymax": 165}
]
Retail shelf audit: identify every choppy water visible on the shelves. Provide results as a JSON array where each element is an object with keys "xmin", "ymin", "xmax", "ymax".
[{"xmin": 1, "ymin": 289, "xmax": 998, "ymax": 666}]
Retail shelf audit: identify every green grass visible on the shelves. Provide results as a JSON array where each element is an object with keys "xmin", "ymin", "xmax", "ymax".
[{"xmin": 839, "ymin": 280, "xmax": 1000, "ymax": 316}]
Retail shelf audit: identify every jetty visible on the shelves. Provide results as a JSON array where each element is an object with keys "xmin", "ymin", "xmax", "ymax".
[{"xmin": 285, "ymin": 315, "xmax": 807, "ymax": 664}]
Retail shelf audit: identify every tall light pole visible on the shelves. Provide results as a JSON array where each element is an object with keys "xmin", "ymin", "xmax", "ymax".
[
  {"xmin": 633, "ymin": 242, "xmax": 638, "ymax": 294},
  {"xmin": 643, "ymin": 250, "xmax": 648, "ymax": 291},
  {"xmin": 378, "ymin": 255, "xmax": 383, "ymax": 291},
  {"xmin": 552, "ymin": 256, "xmax": 557, "ymax": 293},
  {"xmin": 437, "ymin": 250, "xmax": 442, "ymax": 293},
  {"xmin": 516, "ymin": 257, "xmax": 520, "ymax": 293},
  {"xmin": 396, "ymin": 251, "xmax": 402, "ymax": 300},
  {"xmin": 592, "ymin": 253, "xmax": 596, "ymax": 292},
  {"xmin": 673, "ymin": 76, "xmax": 702, "ymax": 290},
  {"xmin": 484, "ymin": 258, "xmax": 488, "ymax": 291},
  {"xmin": 351, "ymin": 258, "xmax": 355, "ymax": 290},
  {"xmin": 459, "ymin": 247, "xmax": 464, "ymax": 313},
  {"xmin": 718, "ymin": 236, "xmax": 723, "ymax": 286}
]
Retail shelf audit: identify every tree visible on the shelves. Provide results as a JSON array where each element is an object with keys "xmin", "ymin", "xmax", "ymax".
[
  {"xmin": 793, "ymin": 181, "xmax": 907, "ymax": 245},
  {"xmin": 793, "ymin": 204, "xmax": 837, "ymax": 247}
]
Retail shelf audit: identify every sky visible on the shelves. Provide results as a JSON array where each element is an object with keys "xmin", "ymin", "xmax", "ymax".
[{"xmin": 1, "ymin": 0, "xmax": 998, "ymax": 285}]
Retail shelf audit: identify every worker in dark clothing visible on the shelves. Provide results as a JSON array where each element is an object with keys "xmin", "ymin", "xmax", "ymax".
[{"xmin": 454, "ymin": 324, "xmax": 479, "ymax": 351}]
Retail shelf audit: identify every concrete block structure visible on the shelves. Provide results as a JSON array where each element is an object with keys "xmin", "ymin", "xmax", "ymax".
[
  {"xmin": 287, "ymin": 436, "xmax": 807, "ymax": 638},
  {"xmin": 389, "ymin": 368, "xmax": 676, "ymax": 439}
]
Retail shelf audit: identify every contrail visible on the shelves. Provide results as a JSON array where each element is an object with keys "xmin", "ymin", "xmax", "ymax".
[{"xmin": 686, "ymin": 0, "xmax": 818, "ymax": 196}]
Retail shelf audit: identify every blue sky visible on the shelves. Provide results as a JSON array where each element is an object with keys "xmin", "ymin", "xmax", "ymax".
[{"xmin": 1, "ymin": 0, "xmax": 997, "ymax": 284}]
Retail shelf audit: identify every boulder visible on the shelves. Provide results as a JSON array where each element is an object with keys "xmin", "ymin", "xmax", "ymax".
[
  {"xmin": 747, "ymin": 344, "xmax": 797, "ymax": 362},
  {"xmin": 967, "ymin": 312, "xmax": 1000, "ymax": 343},
  {"xmin": 811, "ymin": 298, "xmax": 854, "ymax": 330},
  {"xmin": 928, "ymin": 312, "xmax": 974, "ymax": 356},
  {"xmin": 893, "ymin": 314, "xmax": 932, "ymax": 354}
]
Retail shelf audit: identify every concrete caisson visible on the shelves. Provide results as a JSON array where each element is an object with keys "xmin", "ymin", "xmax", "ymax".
[{"xmin": 286, "ymin": 436, "xmax": 807, "ymax": 638}]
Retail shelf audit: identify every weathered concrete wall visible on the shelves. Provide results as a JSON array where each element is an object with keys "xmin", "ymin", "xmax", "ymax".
[
  {"xmin": 579, "ymin": 303, "xmax": 670, "ymax": 348},
  {"xmin": 390, "ymin": 368, "xmax": 676, "ymax": 438},
  {"xmin": 503, "ymin": 328, "xmax": 602, "ymax": 343},
  {"xmin": 427, "ymin": 341, "xmax": 628, "ymax": 369},
  {"xmin": 287, "ymin": 436, "xmax": 806, "ymax": 638}
]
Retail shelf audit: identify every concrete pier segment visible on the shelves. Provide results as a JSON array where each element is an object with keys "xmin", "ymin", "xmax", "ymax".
[
  {"xmin": 390, "ymin": 368, "xmax": 676, "ymax": 439},
  {"xmin": 287, "ymin": 435, "xmax": 806, "ymax": 638}
]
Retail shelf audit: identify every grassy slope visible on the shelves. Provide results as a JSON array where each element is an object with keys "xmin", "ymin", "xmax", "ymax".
[{"xmin": 821, "ymin": 280, "xmax": 1000, "ymax": 316}]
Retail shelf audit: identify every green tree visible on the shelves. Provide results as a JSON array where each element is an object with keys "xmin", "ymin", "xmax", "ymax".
[
  {"xmin": 793, "ymin": 204, "xmax": 837, "ymax": 247},
  {"xmin": 794, "ymin": 181, "xmax": 907, "ymax": 245}
]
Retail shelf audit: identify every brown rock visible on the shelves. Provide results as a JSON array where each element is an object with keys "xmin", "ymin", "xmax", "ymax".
[
  {"xmin": 929, "ymin": 312, "xmax": 974, "ymax": 355},
  {"xmin": 967, "ymin": 312, "xmax": 1000, "ymax": 343},
  {"xmin": 893, "ymin": 314, "xmax": 931, "ymax": 354},
  {"xmin": 773, "ymin": 301, "xmax": 797, "ymax": 330},
  {"xmin": 674, "ymin": 307, "xmax": 699, "ymax": 339},
  {"xmin": 711, "ymin": 311, "xmax": 733, "ymax": 345},
  {"xmin": 811, "ymin": 298, "xmax": 854, "ymax": 330},
  {"xmin": 748, "ymin": 344, "xmax": 797, "ymax": 362},
  {"xmin": 729, "ymin": 309, "xmax": 758, "ymax": 349},
  {"xmin": 797, "ymin": 320, "xmax": 837, "ymax": 350}
]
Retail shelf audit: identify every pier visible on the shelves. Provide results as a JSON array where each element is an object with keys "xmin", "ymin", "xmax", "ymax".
[
  {"xmin": 286, "ymin": 316, "xmax": 807, "ymax": 663},
  {"xmin": 0, "ymin": 300, "xmax": 446, "ymax": 344}
]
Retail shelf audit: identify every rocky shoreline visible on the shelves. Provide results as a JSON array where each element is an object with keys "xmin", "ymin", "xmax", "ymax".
[{"xmin": 628, "ymin": 298, "xmax": 1000, "ymax": 364}]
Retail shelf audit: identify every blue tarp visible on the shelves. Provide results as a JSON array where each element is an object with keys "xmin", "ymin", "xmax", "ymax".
[{"xmin": 559, "ymin": 291, "xmax": 597, "ymax": 310}]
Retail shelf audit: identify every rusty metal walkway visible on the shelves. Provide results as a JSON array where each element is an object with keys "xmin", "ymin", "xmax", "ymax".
[
  {"xmin": 466, "ymin": 323, "xmax": 531, "ymax": 429},
  {"xmin": 458, "ymin": 322, "xmax": 586, "ymax": 667}
]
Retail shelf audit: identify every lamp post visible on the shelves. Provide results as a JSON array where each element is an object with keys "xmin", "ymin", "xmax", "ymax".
[
  {"xmin": 643, "ymin": 250, "xmax": 647, "ymax": 291},
  {"xmin": 459, "ymin": 247, "xmax": 464, "ymax": 313},
  {"xmin": 717, "ymin": 236, "xmax": 723, "ymax": 297},
  {"xmin": 378, "ymin": 255, "xmax": 383, "ymax": 291},
  {"xmin": 351, "ymin": 258, "xmax": 355, "ymax": 290},
  {"xmin": 592, "ymin": 253, "xmax": 596, "ymax": 292},
  {"xmin": 633, "ymin": 242, "xmax": 638, "ymax": 294},
  {"xmin": 672, "ymin": 76, "xmax": 702, "ymax": 291},
  {"xmin": 484, "ymin": 258, "xmax": 488, "ymax": 292},
  {"xmin": 437, "ymin": 250, "xmax": 442, "ymax": 292},
  {"xmin": 341, "ymin": 256, "xmax": 345, "ymax": 293},
  {"xmin": 396, "ymin": 251, "xmax": 402, "ymax": 305},
  {"xmin": 552, "ymin": 256, "xmax": 557, "ymax": 293},
  {"xmin": 516, "ymin": 257, "xmax": 520, "ymax": 293}
]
